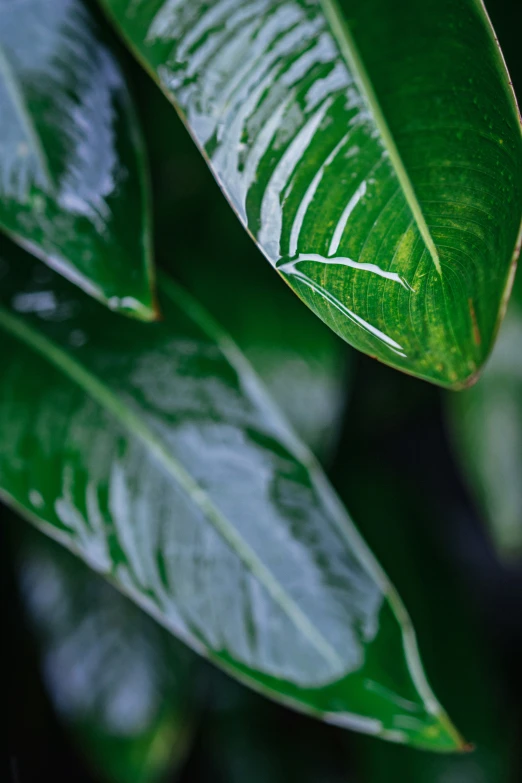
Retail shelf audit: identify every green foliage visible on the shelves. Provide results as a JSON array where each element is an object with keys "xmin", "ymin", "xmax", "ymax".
[
  {"xmin": 0, "ymin": 240, "xmax": 462, "ymax": 751},
  {"xmin": 448, "ymin": 0, "xmax": 522, "ymax": 561},
  {"xmin": 2, "ymin": 0, "xmax": 522, "ymax": 779},
  {"xmin": 0, "ymin": 0, "xmax": 155, "ymax": 318},
  {"xmin": 101, "ymin": 0, "xmax": 522, "ymax": 387},
  {"xmin": 134, "ymin": 71, "xmax": 352, "ymax": 460}
]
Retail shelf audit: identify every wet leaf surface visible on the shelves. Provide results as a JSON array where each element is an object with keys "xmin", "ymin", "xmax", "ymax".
[
  {"xmin": 101, "ymin": 0, "xmax": 522, "ymax": 386},
  {"xmin": 0, "ymin": 0, "xmax": 155, "ymax": 318},
  {"xmin": 0, "ymin": 239, "xmax": 463, "ymax": 750}
]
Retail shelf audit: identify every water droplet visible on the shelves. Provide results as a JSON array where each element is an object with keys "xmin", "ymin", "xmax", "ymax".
[{"xmin": 29, "ymin": 489, "xmax": 44, "ymax": 509}]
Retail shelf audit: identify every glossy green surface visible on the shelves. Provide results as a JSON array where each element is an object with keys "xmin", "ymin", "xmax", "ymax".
[
  {"xmin": 449, "ymin": 0, "xmax": 522, "ymax": 560},
  {"xmin": 138, "ymin": 76, "xmax": 351, "ymax": 458},
  {"xmin": 178, "ymin": 247, "xmax": 351, "ymax": 459},
  {"xmin": 0, "ymin": 240, "xmax": 463, "ymax": 751},
  {"xmin": 450, "ymin": 268, "xmax": 522, "ymax": 560},
  {"xmin": 101, "ymin": 0, "xmax": 522, "ymax": 387},
  {"xmin": 14, "ymin": 527, "xmax": 196, "ymax": 783},
  {"xmin": 0, "ymin": 0, "xmax": 155, "ymax": 319}
]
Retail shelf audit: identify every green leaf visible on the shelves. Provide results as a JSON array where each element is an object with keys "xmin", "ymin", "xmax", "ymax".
[
  {"xmin": 196, "ymin": 267, "xmax": 350, "ymax": 460},
  {"xmin": 13, "ymin": 525, "xmax": 197, "ymax": 783},
  {"xmin": 177, "ymin": 248, "xmax": 351, "ymax": 461},
  {"xmin": 99, "ymin": 0, "xmax": 522, "ymax": 388},
  {"xmin": 448, "ymin": 0, "xmax": 522, "ymax": 562},
  {"xmin": 139, "ymin": 81, "xmax": 351, "ymax": 459},
  {"xmin": 0, "ymin": 0, "xmax": 156, "ymax": 319},
  {"xmin": 0, "ymin": 239, "xmax": 464, "ymax": 751},
  {"xmin": 449, "ymin": 268, "xmax": 522, "ymax": 560}
]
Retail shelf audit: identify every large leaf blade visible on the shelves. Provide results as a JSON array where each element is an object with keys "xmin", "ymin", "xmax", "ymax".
[
  {"xmin": 0, "ymin": 0, "xmax": 155, "ymax": 319},
  {"xmin": 0, "ymin": 240, "xmax": 463, "ymax": 751},
  {"xmin": 100, "ymin": 0, "xmax": 522, "ymax": 387},
  {"xmin": 448, "ymin": 0, "xmax": 522, "ymax": 561},
  {"xmin": 139, "ymin": 80, "xmax": 351, "ymax": 459}
]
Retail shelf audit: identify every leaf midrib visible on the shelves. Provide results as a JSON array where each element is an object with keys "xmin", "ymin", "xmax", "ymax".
[
  {"xmin": 0, "ymin": 299, "xmax": 344, "ymax": 675},
  {"xmin": 0, "ymin": 41, "xmax": 56, "ymax": 193},
  {"xmin": 320, "ymin": 0, "xmax": 442, "ymax": 276}
]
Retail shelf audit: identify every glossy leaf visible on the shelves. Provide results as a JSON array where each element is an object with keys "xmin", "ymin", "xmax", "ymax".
[
  {"xmin": 448, "ymin": 0, "xmax": 522, "ymax": 561},
  {"xmin": 14, "ymin": 526, "xmax": 197, "ymax": 783},
  {"xmin": 139, "ymin": 80, "xmax": 351, "ymax": 458},
  {"xmin": 100, "ymin": 0, "xmax": 522, "ymax": 388},
  {"xmin": 0, "ymin": 240, "xmax": 463, "ymax": 751},
  {"xmin": 0, "ymin": 0, "xmax": 155, "ymax": 319},
  {"xmin": 205, "ymin": 274, "xmax": 350, "ymax": 460},
  {"xmin": 178, "ymin": 251, "xmax": 351, "ymax": 463},
  {"xmin": 449, "ymin": 268, "xmax": 522, "ymax": 560}
]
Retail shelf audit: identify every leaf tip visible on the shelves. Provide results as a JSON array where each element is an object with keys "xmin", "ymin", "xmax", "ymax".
[
  {"xmin": 108, "ymin": 291, "xmax": 163, "ymax": 322},
  {"xmin": 447, "ymin": 368, "xmax": 483, "ymax": 392},
  {"xmin": 410, "ymin": 703, "xmax": 470, "ymax": 754}
]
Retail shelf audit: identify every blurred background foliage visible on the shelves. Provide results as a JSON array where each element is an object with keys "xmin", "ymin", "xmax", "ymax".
[{"xmin": 5, "ymin": 0, "xmax": 522, "ymax": 780}]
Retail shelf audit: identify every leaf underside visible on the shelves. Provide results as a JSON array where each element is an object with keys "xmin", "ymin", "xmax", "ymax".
[
  {"xmin": 0, "ymin": 240, "xmax": 463, "ymax": 751},
  {"xmin": 101, "ymin": 0, "xmax": 522, "ymax": 387},
  {"xmin": 0, "ymin": 0, "xmax": 155, "ymax": 319}
]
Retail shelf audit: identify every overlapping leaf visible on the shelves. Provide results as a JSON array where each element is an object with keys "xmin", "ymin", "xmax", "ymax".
[
  {"xmin": 14, "ymin": 527, "xmax": 197, "ymax": 783},
  {"xmin": 100, "ymin": 0, "xmax": 522, "ymax": 387},
  {"xmin": 0, "ymin": 0, "xmax": 155, "ymax": 318},
  {"xmin": 137, "ymin": 78, "xmax": 354, "ymax": 460},
  {"xmin": 140, "ymin": 80, "xmax": 351, "ymax": 459},
  {"xmin": 449, "ymin": 0, "xmax": 522, "ymax": 561},
  {"xmin": 0, "ymin": 239, "xmax": 463, "ymax": 750}
]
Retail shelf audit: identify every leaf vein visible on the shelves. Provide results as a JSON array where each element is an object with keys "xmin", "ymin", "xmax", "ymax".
[
  {"xmin": 0, "ymin": 301, "xmax": 345, "ymax": 675},
  {"xmin": 319, "ymin": 0, "xmax": 442, "ymax": 275}
]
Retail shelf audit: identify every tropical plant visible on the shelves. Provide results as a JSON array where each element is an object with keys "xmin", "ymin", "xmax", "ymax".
[{"xmin": 2, "ymin": 0, "xmax": 522, "ymax": 781}]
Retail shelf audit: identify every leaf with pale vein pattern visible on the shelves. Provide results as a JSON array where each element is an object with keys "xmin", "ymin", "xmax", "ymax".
[
  {"xmin": 0, "ymin": 240, "xmax": 463, "ymax": 751},
  {"xmin": 0, "ymin": 0, "xmax": 155, "ymax": 318},
  {"xmin": 100, "ymin": 0, "xmax": 522, "ymax": 387}
]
